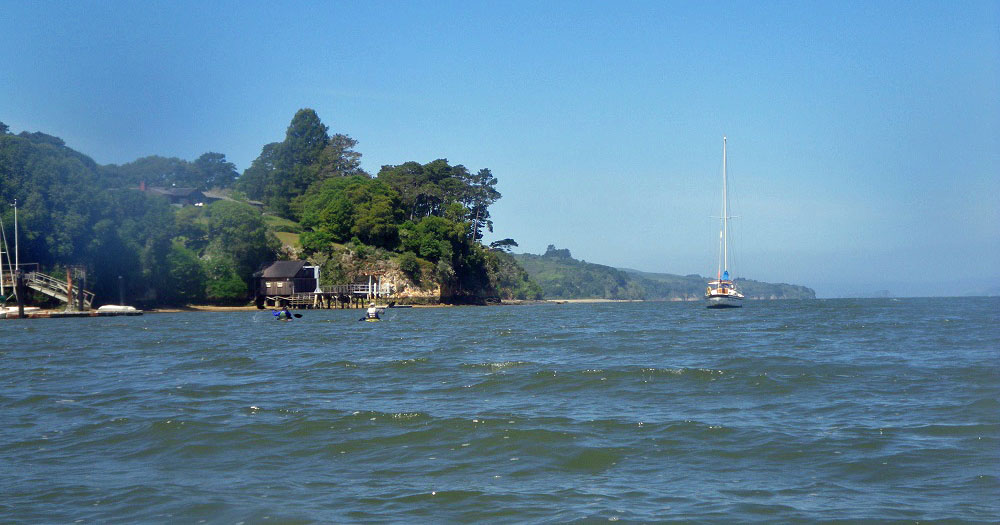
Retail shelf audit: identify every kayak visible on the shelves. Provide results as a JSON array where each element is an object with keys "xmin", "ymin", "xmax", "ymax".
[{"xmin": 364, "ymin": 318, "xmax": 381, "ymax": 322}]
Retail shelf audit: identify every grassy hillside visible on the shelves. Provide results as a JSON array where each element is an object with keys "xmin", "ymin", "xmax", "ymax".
[{"xmin": 514, "ymin": 246, "xmax": 815, "ymax": 300}]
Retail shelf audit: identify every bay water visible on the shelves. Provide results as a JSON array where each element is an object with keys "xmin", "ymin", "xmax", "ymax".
[{"xmin": 2, "ymin": 298, "xmax": 998, "ymax": 522}]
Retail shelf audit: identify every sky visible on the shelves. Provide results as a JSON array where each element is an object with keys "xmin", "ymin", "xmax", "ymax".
[{"xmin": 2, "ymin": 1, "xmax": 997, "ymax": 297}]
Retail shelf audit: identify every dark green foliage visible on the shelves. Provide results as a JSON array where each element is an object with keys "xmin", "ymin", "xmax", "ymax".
[
  {"xmin": 516, "ymin": 249, "xmax": 644, "ymax": 300},
  {"xmin": 174, "ymin": 206, "xmax": 209, "ymax": 252},
  {"xmin": 398, "ymin": 251, "xmax": 422, "ymax": 283},
  {"xmin": 104, "ymin": 152, "xmax": 238, "ymax": 190},
  {"xmin": 205, "ymin": 200, "xmax": 280, "ymax": 287},
  {"xmin": 2, "ymin": 113, "xmax": 529, "ymax": 306},
  {"xmin": 0, "ymin": 130, "xmax": 103, "ymax": 267},
  {"xmin": 486, "ymin": 250, "xmax": 543, "ymax": 300},
  {"xmin": 299, "ymin": 176, "xmax": 402, "ymax": 252},
  {"xmin": 463, "ymin": 168, "xmax": 501, "ymax": 242},
  {"xmin": 18, "ymin": 131, "xmax": 65, "ymax": 147},
  {"xmin": 165, "ymin": 240, "xmax": 206, "ymax": 304},
  {"xmin": 193, "ymin": 152, "xmax": 239, "ymax": 189},
  {"xmin": 237, "ymin": 142, "xmax": 280, "ymax": 204},
  {"xmin": 543, "ymin": 244, "xmax": 573, "ymax": 259},
  {"xmin": 0, "ymin": 131, "xmax": 180, "ymax": 305},
  {"xmin": 398, "ymin": 216, "xmax": 466, "ymax": 262},
  {"xmin": 377, "ymin": 159, "xmax": 472, "ymax": 221},
  {"xmin": 489, "ymin": 238, "xmax": 519, "ymax": 252},
  {"xmin": 106, "ymin": 155, "xmax": 199, "ymax": 188},
  {"xmin": 315, "ymin": 134, "xmax": 367, "ymax": 179},
  {"xmin": 203, "ymin": 257, "xmax": 248, "ymax": 304},
  {"xmin": 236, "ymin": 108, "xmax": 366, "ymax": 218}
]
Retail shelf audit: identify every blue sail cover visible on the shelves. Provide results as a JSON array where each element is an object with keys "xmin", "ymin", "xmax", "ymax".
[{"xmin": 723, "ymin": 270, "xmax": 729, "ymax": 280}]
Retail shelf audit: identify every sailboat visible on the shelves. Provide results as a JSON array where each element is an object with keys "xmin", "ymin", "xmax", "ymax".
[{"xmin": 705, "ymin": 136, "xmax": 744, "ymax": 308}]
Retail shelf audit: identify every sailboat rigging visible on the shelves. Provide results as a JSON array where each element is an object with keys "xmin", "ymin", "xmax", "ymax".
[{"xmin": 705, "ymin": 136, "xmax": 744, "ymax": 308}]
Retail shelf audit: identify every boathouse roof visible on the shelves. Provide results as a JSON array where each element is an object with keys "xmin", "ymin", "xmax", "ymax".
[{"xmin": 261, "ymin": 261, "xmax": 307, "ymax": 279}]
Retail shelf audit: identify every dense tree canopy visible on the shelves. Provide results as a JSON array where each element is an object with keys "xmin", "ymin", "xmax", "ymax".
[
  {"xmin": 236, "ymin": 108, "xmax": 367, "ymax": 217},
  {"xmin": 299, "ymin": 176, "xmax": 402, "ymax": 252},
  {"xmin": 1, "ymin": 111, "xmax": 529, "ymax": 306},
  {"xmin": 104, "ymin": 152, "xmax": 239, "ymax": 190},
  {"xmin": 204, "ymin": 200, "xmax": 280, "ymax": 281},
  {"xmin": 1, "ymin": 128, "xmax": 277, "ymax": 306}
]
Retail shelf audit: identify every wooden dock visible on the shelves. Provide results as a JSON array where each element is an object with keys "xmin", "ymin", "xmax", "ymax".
[{"xmin": 259, "ymin": 283, "xmax": 395, "ymax": 309}]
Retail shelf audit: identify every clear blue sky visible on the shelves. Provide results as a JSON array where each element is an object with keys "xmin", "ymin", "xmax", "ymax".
[{"xmin": 2, "ymin": 1, "xmax": 997, "ymax": 297}]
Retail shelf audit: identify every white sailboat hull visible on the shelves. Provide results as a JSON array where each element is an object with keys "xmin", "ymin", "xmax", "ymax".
[{"xmin": 705, "ymin": 294, "xmax": 743, "ymax": 308}]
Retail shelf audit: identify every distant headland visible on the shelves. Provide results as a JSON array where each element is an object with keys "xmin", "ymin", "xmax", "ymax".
[{"xmin": 513, "ymin": 245, "xmax": 816, "ymax": 301}]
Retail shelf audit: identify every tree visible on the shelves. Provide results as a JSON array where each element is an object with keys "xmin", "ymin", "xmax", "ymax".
[
  {"xmin": 18, "ymin": 131, "xmax": 65, "ymax": 147},
  {"xmin": 165, "ymin": 240, "xmax": 207, "ymax": 304},
  {"xmin": 235, "ymin": 108, "xmax": 332, "ymax": 217},
  {"xmin": 193, "ymin": 152, "xmax": 238, "ymax": 189},
  {"xmin": 398, "ymin": 216, "xmax": 467, "ymax": 262},
  {"xmin": 485, "ymin": 250, "xmax": 542, "ymax": 300},
  {"xmin": 489, "ymin": 238, "xmax": 518, "ymax": 252},
  {"xmin": 0, "ymin": 121, "xmax": 9, "ymax": 134},
  {"xmin": 203, "ymin": 257, "xmax": 249, "ymax": 304},
  {"xmin": 174, "ymin": 205, "xmax": 209, "ymax": 252},
  {"xmin": 236, "ymin": 142, "xmax": 280, "ymax": 201},
  {"xmin": 377, "ymin": 159, "xmax": 488, "ymax": 221},
  {"xmin": 205, "ymin": 200, "xmax": 279, "ymax": 286},
  {"xmin": 544, "ymin": 244, "xmax": 572, "ymax": 259},
  {"xmin": 315, "ymin": 133, "xmax": 367, "ymax": 179},
  {"xmin": 89, "ymin": 189, "xmax": 177, "ymax": 305},
  {"xmin": 299, "ymin": 176, "xmax": 402, "ymax": 252},
  {"xmin": 110, "ymin": 155, "xmax": 200, "ymax": 188},
  {"xmin": 276, "ymin": 108, "xmax": 330, "ymax": 215},
  {"xmin": 375, "ymin": 161, "xmax": 424, "ymax": 221},
  {"xmin": 397, "ymin": 251, "xmax": 422, "ymax": 283},
  {"xmin": 462, "ymin": 168, "xmax": 501, "ymax": 242}
]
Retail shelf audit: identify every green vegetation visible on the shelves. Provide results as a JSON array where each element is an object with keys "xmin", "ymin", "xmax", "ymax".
[
  {"xmin": 515, "ymin": 245, "xmax": 816, "ymax": 300},
  {"xmin": 515, "ymin": 246, "xmax": 646, "ymax": 300},
  {"xmin": 263, "ymin": 214, "xmax": 304, "ymax": 234},
  {"xmin": 0, "ymin": 111, "xmax": 535, "ymax": 306},
  {"xmin": 274, "ymin": 232, "xmax": 301, "ymax": 250},
  {"xmin": 105, "ymin": 152, "xmax": 239, "ymax": 190}
]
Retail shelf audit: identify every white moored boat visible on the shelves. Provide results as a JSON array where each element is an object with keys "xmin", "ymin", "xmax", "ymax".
[{"xmin": 705, "ymin": 136, "xmax": 744, "ymax": 309}]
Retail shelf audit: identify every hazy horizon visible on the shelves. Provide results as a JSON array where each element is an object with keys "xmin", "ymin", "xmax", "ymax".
[{"xmin": 3, "ymin": 1, "xmax": 997, "ymax": 299}]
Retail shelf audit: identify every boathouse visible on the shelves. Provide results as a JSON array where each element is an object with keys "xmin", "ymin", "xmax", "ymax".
[{"xmin": 253, "ymin": 261, "xmax": 320, "ymax": 308}]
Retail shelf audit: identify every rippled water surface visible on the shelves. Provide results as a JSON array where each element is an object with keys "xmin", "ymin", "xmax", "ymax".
[{"xmin": 2, "ymin": 298, "xmax": 998, "ymax": 522}]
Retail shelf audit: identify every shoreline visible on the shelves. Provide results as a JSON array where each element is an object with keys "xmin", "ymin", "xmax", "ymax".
[
  {"xmin": 139, "ymin": 299, "xmax": 645, "ymax": 313},
  {"xmin": 9, "ymin": 298, "xmax": 649, "ymax": 317}
]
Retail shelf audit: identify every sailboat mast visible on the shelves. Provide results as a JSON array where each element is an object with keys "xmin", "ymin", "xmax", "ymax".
[
  {"xmin": 13, "ymin": 199, "xmax": 18, "ymax": 274},
  {"xmin": 722, "ymin": 136, "xmax": 728, "ymax": 276}
]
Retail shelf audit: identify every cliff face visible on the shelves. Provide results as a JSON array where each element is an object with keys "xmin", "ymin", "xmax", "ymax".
[{"xmin": 307, "ymin": 246, "xmax": 508, "ymax": 305}]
